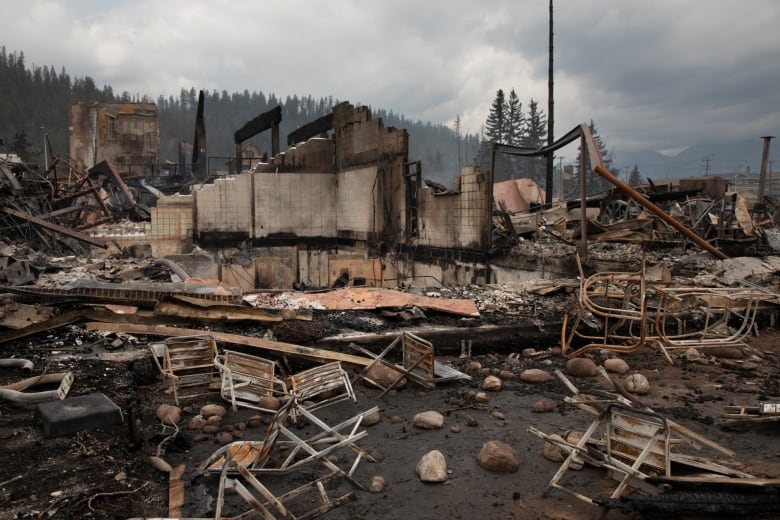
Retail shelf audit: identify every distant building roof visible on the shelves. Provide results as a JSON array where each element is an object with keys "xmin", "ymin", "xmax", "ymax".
[{"xmin": 493, "ymin": 178, "xmax": 550, "ymax": 213}]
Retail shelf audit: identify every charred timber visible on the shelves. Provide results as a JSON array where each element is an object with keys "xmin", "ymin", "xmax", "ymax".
[{"xmin": 2, "ymin": 279, "xmax": 243, "ymax": 308}]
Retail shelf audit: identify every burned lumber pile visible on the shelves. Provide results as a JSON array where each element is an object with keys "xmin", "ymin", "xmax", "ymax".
[{"xmin": 0, "ymin": 155, "xmax": 148, "ymax": 257}]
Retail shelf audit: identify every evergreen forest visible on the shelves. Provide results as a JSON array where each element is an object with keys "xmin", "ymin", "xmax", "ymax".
[{"xmin": 0, "ymin": 47, "xmax": 480, "ymax": 184}]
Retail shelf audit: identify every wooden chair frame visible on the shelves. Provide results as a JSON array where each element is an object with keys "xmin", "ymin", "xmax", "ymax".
[
  {"xmin": 215, "ymin": 350, "xmax": 289, "ymax": 413},
  {"xmin": 351, "ymin": 332, "xmax": 470, "ymax": 398},
  {"xmin": 287, "ymin": 361, "xmax": 356, "ymax": 421},
  {"xmin": 149, "ymin": 334, "xmax": 219, "ymax": 405}
]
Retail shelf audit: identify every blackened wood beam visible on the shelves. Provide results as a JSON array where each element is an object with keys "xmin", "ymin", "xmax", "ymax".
[
  {"xmin": 234, "ymin": 105, "xmax": 282, "ymax": 171},
  {"xmin": 1, "ymin": 207, "xmax": 107, "ymax": 248},
  {"xmin": 287, "ymin": 113, "xmax": 334, "ymax": 146}
]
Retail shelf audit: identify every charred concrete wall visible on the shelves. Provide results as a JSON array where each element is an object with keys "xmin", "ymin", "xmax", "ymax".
[
  {"xmin": 69, "ymin": 101, "xmax": 159, "ymax": 177},
  {"xmin": 333, "ymin": 102, "xmax": 408, "ymax": 247},
  {"xmin": 145, "ymin": 194, "xmax": 194, "ymax": 257},
  {"xmin": 193, "ymin": 102, "xmax": 408, "ymax": 250},
  {"xmin": 417, "ymin": 166, "xmax": 490, "ymax": 250}
]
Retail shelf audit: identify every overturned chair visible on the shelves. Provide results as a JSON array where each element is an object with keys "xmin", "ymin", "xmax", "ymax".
[
  {"xmin": 200, "ymin": 396, "xmax": 378, "ymax": 485},
  {"xmin": 214, "ymin": 349, "xmax": 289, "ymax": 413},
  {"xmin": 202, "ymin": 396, "xmax": 378, "ymax": 518},
  {"xmin": 148, "ymin": 334, "xmax": 219, "ymax": 405},
  {"xmin": 528, "ymin": 367, "xmax": 752, "ymax": 515},
  {"xmin": 351, "ymin": 331, "xmax": 471, "ymax": 398},
  {"xmin": 288, "ymin": 361, "xmax": 356, "ymax": 421}
]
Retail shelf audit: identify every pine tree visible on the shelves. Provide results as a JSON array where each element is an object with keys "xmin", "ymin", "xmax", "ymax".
[
  {"xmin": 524, "ymin": 98, "xmax": 547, "ymax": 183},
  {"xmin": 628, "ymin": 164, "xmax": 641, "ymax": 186},
  {"xmin": 485, "ymin": 89, "xmax": 506, "ymax": 143},
  {"xmin": 505, "ymin": 89, "xmax": 523, "ymax": 146},
  {"xmin": 576, "ymin": 120, "xmax": 614, "ymax": 193}
]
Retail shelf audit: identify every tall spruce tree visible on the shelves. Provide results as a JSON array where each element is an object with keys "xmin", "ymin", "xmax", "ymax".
[
  {"xmin": 575, "ymin": 120, "xmax": 615, "ymax": 194},
  {"xmin": 628, "ymin": 164, "xmax": 641, "ymax": 186},
  {"xmin": 524, "ymin": 98, "xmax": 547, "ymax": 183},
  {"xmin": 485, "ymin": 89, "xmax": 507, "ymax": 143}
]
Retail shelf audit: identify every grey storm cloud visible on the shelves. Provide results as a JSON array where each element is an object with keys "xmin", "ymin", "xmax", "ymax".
[{"xmin": 1, "ymin": 0, "xmax": 778, "ymax": 155}]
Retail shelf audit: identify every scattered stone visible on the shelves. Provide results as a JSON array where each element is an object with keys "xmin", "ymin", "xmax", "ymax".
[
  {"xmin": 114, "ymin": 472, "xmax": 126, "ymax": 482},
  {"xmin": 206, "ymin": 415, "xmax": 223, "ymax": 427},
  {"xmin": 519, "ymin": 368, "xmax": 551, "ymax": 383},
  {"xmin": 565, "ymin": 358, "xmax": 598, "ymax": 378},
  {"xmin": 235, "ymin": 422, "xmax": 247, "ymax": 431},
  {"xmin": 215, "ymin": 432, "xmax": 233, "ymax": 445},
  {"xmin": 203, "ymin": 424, "xmax": 220, "ymax": 434},
  {"xmin": 390, "ymin": 415, "xmax": 404, "ymax": 424},
  {"xmin": 450, "ymin": 424, "xmax": 461, "ymax": 433},
  {"xmin": 368, "ymin": 475, "xmax": 386, "ymax": 493},
  {"xmin": 490, "ymin": 411, "xmax": 506, "ymax": 421},
  {"xmin": 148, "ymin": 456, "xmax": 172, "ymax": 473},
  {"xmin": 362, "ymin": 410, "xmax": 382, "ymax": 427},
  {"xmin": 479, "ymin": 367, "xmax": 491, "ymax": 376},
  {"xmin": 532, "ymin": 399, "xmax": 555, "ymax": 413},
  {"xmin": 543, "ymin": 433, "xmax": 583, "ymax": 469},
  {"xmin": 200, "ymin": 404, "xmax": 227, "ymax": 419},
  {"xmin": 415, "ymin": 391, "xmax": 428, "ymax": 398},
  {"xmin": 256, "ymin": 396, "xmax": 281, "ymax": 411},
  {"xmin": 188, "ymin": 415, "xmax": 207, "ymax": 430},
  {"xmin": 497, "ymin": 370, "xmax": 514, "ymax": 380},
  {"xmin": 709, "ymin": 346, "xmax": 744, "ymax": 359},
  {"xmin": 543, "ymin": 434, "xmax": 566, "ymax": 462},
  {"xmin": 370, "ymin": 450, "xmax": 385, "ymax": 463},
  {"xmin": 482, "ymin": 375, "xmax": 502, "ymax": 391},
  {"xmin": 474, "ymin": 392, "xmax": 489, "ymax": 403},
  {"xmin": 413, "ymin": 411, "xmax": 444, "ymax": 429},
  {"xmin": 684, "ymin": 348, "xmax": 701, "ymax": 362},
  {"xmin": 247, "ymin": 416, "xmax": 264, "ymax": 428},
  {"xmin": 624, "ymin": 373, "xmax": 651, "ymax": 395},
  {"xmin": 193, "ymin": 433, "xmax": 210, "ymax": 442},
  {"xmin": 467, "ymin": 361, "xmax": 482, "ymax": 372},
  {"xmin": 477, "ymin": 440, "xmax": 519, "ymax": 473},
  {"xmin": 603, "ymin": 358, "xmax": 630, "ymax": 374},
  {"xmin": 231, "ymin": 430, "xmax": 244, "ymax": 439},
  {"xmin": 522, "ymin": 348, "xmax": 537, "ymax": 357},
  {"xmin": 416, "ymin": 450, "xmax": 448, "ymax": 482},
  {"xmin": 156, "ymin": 404, "xmax": 181, "ymax": 426},
  {"xmin": 363, "ymin": 363, "xmax": 407, "ymax": 390}
]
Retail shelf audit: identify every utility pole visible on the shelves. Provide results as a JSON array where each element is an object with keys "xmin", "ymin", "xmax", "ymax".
[
  {"xmin": 757, "ymin": 136, "xmax": 775, "ymax": 205},
  {"xmin": 545, "ymin": 0, "xmax": 555, "ymax": 205}
]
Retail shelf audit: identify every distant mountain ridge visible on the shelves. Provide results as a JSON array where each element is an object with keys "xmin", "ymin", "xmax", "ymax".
[{"xmin": 612, "ymin": 138, "xmax": 779, "ymax": 180}]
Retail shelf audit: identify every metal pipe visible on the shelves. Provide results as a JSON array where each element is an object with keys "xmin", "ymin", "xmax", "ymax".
[
  {"xmin": 0, "ymin": 358, "xmax": 34, "ymax": 372},
  {"xmin": 594, "ymin": 166, "xmax": 728, "ymax": 259}
]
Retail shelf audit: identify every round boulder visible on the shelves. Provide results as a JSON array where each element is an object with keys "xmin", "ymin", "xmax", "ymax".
[
  {"xmin": 566, "ymin": 358, "xmax": 598, "ymax": 377},
  {"xmin": 368, "ymin": 475, "xmax": 386, "ymax": 493},
  {"xmin": 482, "ymin": 375, "xmax": 503, "ymax": 391},
  {"xmin": 520, "ymin": 368, "xmax": 551, "ymax": 383},
  {"xmin": 416, "ymin": 450, "xmax": 448, "ymax": 482},
  {"xmin": 200, "ymin": 404, "xmax": 227, "ymax": 419},
  {"xmin": 156, "ymin": 404, "xmax": 181, "ymax": 426},
  {"xmin": 624, "ymin": 373, "xmax": 651, "ymax": 395},
  {"xmin": 532, "ymin": 399, "xmax": 555, "ymax": 413},
  {"xmin": 413, "ymin": 410, "xmax": 444, "ymax": 429},
  {"xmin": 603, "ymin": 358, "xmax": 630, "ymax": 374},
  {"xmin": 364, "ymin": 363, "xmax": 407, "ymax": 390},
  {"xmin": 477, "ymin": 440, "xmax": 519, "ymax": 473}
]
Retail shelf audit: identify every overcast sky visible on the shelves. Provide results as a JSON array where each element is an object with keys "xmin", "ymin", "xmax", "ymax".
[{"xmin": 3, "ymin": 0, "xmax": 779, "ymax": 156}]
